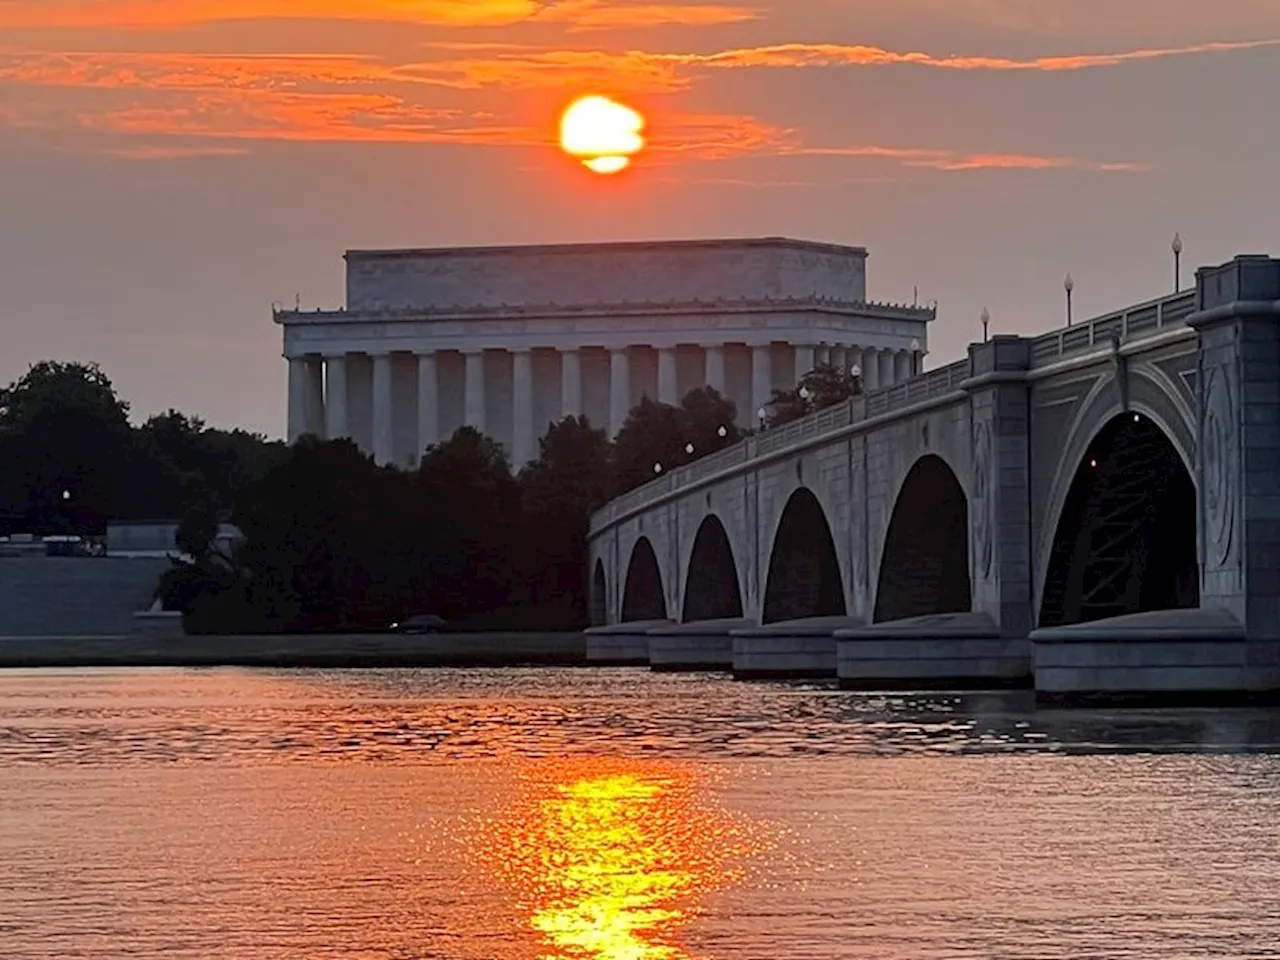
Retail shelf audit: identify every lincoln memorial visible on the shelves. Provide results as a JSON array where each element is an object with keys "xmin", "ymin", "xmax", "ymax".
[{"xmin": 275, "ymin": 237, "xmax": 936, "ymax": 468}]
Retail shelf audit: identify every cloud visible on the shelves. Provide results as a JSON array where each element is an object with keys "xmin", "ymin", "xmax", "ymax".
[
  {"xmin": 651, "ymin": 37, "xmax": 1280, "ymax": 72},
  {"xmin": 0, "ymin": 0, "xmax": 757, "ymax": 32},
  {"xmin": 783, "ymin": 144, "xmax": 1148, "ymax": 172}
]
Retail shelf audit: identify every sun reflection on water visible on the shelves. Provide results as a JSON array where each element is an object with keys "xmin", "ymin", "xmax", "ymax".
[{"xmin": 475, "ymin": 758, "xmax": 765, "ymax": 960}]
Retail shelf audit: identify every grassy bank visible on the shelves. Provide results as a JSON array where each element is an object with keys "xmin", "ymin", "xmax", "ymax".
[{"xmin": 0, "ymin": 632, "xmax": 587, "ymax": 669}]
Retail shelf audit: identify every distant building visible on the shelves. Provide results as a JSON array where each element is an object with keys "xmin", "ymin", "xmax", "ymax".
[{"xmin": 274, "ymin": 237, "xmax": 936, "ymax": 468}]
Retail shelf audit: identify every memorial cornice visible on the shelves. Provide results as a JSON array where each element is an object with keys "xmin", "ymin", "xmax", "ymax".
[{"xmin": 273, "ymin": 295, "xmax": 936, "ymax": 326}]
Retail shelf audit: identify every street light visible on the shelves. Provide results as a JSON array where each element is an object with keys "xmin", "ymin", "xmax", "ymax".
[
  {"xmin": 909, "ymin": 337, "xmax": 921, "ymax": 376},
  {"xmin": 717, "ymin": 425, "xmax": 728, "ymax": 438},
  {"xmin": 61, "ymin": 490, "xmax": 71, "ymax": 501},
  {"xmin": 653, "ymin": 462, "xmax": 663, "ymax": 474},
  {"xmin": 981, "ymin": 307, "xmax": 990, "ymax": 344},
  {"xmin": 685, "ymin": 442, "xmax": 695, "ymax": 455},
  {"xmin": 1064, "ymin": 273, "xmax": 1075, "ymax": 327},
  {"xmin": 1172, "ymin": 232, "xmax": 1183, "ymax": 292},
  {"xmin": 798, "ymin": 385, "xmax": 812, "ymax": 401},
  {"xmin": 757, "ymin": 406, "xmax": 768, "ymax": 430}
]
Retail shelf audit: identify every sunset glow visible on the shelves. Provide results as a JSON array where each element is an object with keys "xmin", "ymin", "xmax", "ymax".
[
  {"xmin": 474, "ymin": 759, "xmax": 765, "ymax": 958},
  {"xmin": 560, "ymin": 95, "xmax": 646, "ymax": 174}
]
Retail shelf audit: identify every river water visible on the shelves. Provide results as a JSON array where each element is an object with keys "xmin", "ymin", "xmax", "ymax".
[{"xmin": 2, "ymin": 667, "xmax": 1280, "ymax": 959}]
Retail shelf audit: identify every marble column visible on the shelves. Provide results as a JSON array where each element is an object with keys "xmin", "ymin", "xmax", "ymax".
[
  {"xmin": 704, "ymin": 345, "xmax": 726, "ymax": 395},
  {"xmin": 303, "ymin": 356, "xmax": 325, "ymax": 438},
  {"xmin": 862, "ymin": 347, "xmax": 880, "ymax": 391},
  {"xmin": 325, "ymin": 354, "xmax": 348, "ymax": 440},
  {"xmin": 464, "ymin": 350, "xmax": 486, "ymax": 433},
  {"xmin": 793, "ymin": 344, "xmax": 815, "ymax": 383},
  {"xmin": 560, "ymin": 348, "xmax": 582, "ymax": 419},
  {"xmin": 830, "ymin": 346, "xmax": 847, "ymax": 375},
  {"xmin": 416, "ymin": 351, "xmax": 438, "ymax": 456},
  {"xmin": 609, "ymin": 347, "xmax": 630, "ymax": 436},
  {"xmin": 657, "ymin": 347, "xmax": 678, "ymax": 405},
  {"xmin": 894, "ymin": 350, "xmax": 912, "ymax": 382},
  {"xmin": 512, "ymin": 348, "xmax": 534, "ymax": 468},
  {"xmin": 372, "ymin": 352, "xmax": 394, "ymax": 465},
  {"xmin": 913, "ymin": 350, "xmax": 925, "ymax": 376},
  {"xmin": 815, "ymin": 344, "xmax": 831, "ymax": 368},
  {"xmin": 751, "ymin": 343, "xmax": 773, "ymax": 422},
  {"xmin": 878, "ymin": 349, "xmax": 895, "ymax": 387},
  {"xmin": 286, "ymin": 357, "xmax": 307, "ymax": 443}
]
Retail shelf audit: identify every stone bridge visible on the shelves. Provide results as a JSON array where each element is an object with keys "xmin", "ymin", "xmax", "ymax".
[{"xmin": 586, "ymin": 256, "xmax": 1280, "ymax": 701}]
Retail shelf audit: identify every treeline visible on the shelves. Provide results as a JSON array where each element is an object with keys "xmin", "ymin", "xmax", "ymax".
[{"xmin": 5, "ymin": 361, "xmax": 819, "ymax": 633}]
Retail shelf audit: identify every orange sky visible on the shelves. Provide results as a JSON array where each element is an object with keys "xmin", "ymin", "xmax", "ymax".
[{"xmin": 2, "ymin": 0, "xmax": 1279, "ymax": 433}]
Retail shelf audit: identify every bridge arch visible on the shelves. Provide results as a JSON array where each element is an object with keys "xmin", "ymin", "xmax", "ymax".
[
  {"xmin": 682, "ymin": 514, "xmax": 744, "ymax": 622},
  {"xmin": 621, "ymin": 536, "xmax": 667, "ymax": 622},
  {"xmin": 1038, "ymin": 411, "xmax": 1198, "ymax": 627},
  {"xmin": 874, "ymin": 454, "xmax": 971, "ymax": 623},
  {"xmin": 762, "ymin": 487, "xmax": 846, "ymax": 624},
  {"xmin": 590, "ymin": 560, "xmax": 607, "ymax": 626}
]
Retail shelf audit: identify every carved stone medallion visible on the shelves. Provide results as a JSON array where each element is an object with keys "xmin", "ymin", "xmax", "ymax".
[
  {"xmin": 971, "ymin": 418, "xmax": 994, "ymax": 579},
  {"xmin": 1202, "ymin": 360, "xmax": 1238, "ymax": 568}
]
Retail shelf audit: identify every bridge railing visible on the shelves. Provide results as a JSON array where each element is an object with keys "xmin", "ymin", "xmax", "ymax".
[
  {"xmin": 590, "ymin": 358, "xmax": 976, "ymax": 532},
  {"xmin": 1029, "ymin": 290, "xmax": 1195, "ymax": 367},
  {"xmin": 864, "ymin": 358, "xmax": 971, "ymax": 417},
  {"xmin": 590, "ymin": 288, "xmax": 1201, "ymax": 534}
]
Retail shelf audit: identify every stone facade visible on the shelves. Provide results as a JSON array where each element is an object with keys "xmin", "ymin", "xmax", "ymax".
[{"xmin": 276, "ymin": 238, "xmax": 933, "ymax": 468}]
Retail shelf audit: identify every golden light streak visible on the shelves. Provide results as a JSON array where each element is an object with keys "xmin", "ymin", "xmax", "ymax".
[{"xmin": 473, "ymin": 758, "xmax": 766, "ymax": 959}]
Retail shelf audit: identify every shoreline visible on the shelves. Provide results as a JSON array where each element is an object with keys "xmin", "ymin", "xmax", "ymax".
[{"xmin": 0, "ymin": 632, "xmax": 587, "ymax": 669}]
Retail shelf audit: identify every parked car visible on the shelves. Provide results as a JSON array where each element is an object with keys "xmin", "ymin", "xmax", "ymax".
[{"xmin": 390, "ymin": 614, "xmax": 447, "ymax": 634}]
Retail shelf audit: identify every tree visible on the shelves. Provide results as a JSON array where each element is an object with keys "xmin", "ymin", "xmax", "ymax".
[
  {"xmin": 0, "ymin": 361, "xmax": 140, "ymax": 534},
  {"xmin": 517, "ymin": 416, "xmax": 612, "ymax": 626},
  {"xmin": 611, "ymin": 397, "xmax": 689, "ymax": 496},
  {"xmin": 611, "ymin": 390, "xmax": 743, "ymax": 497},
  {"xmin": 232, "ymin": 437, "xmax": 389, "ymax": 631},
  {"xmin": 416, "ymin": 427, "xmax": 522, "ymax": 623},
  {"xmin": 764, "ymin": 363, "xmax": 862, "ymax": 428},
  {"xmin": 679, "ymin": 386, "xmax": 741, "ymax": 456},
  {"xmin": 176, "ymin": 493, "xmax": 220, "ymax": 560}
]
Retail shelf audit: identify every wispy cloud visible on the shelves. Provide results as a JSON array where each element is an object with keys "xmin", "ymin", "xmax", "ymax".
[
  {"xmin": 783, "ymin": 144, "xmax": 1148, "ymax": 172},
  {"xmin": 0, "ymin": 44, "xmax": 1155, "ymax": 172},
  {"xmin": 650, "ymin": 37, "xmax": 1280, "ymax": 72},
  {"xmin": 0, "ymin": 0, "xmax": 758, "ymax": 31}
]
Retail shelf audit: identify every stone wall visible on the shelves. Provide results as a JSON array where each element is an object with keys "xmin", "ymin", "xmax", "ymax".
[
  {"xmin": 0, "ymin": 557, "xmax": 170, "ymax": 637},
  {"xmin": 345, "ymin": 238, "xmax": 869, "ymax": 311}
]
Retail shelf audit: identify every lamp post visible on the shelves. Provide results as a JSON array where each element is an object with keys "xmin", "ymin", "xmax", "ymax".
[
  {"xmin": 909, "ymin": 337, "xmax": 921, "ymax": 375},
  {"xmin": 1172, "ymin": 232, "xmax": 1183, "ymax": 292},
  {"xmin": 981, "ymin": 307, "xmax": 990, "ymax": 343},
  {"xmin": 1064, "ymin": 273, "xmax": 1074, "ymax": 327},
  {"xmin": 757, "ymin": 406, "xmax": 768, "ymax": 431}
]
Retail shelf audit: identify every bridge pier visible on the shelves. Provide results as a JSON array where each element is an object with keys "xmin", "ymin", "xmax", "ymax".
[
  {"xmin": 730, "ymin": 615, "xmax": 860, "ymax": 678},
  {"xmin": 1031, "ymin": 256, "xmax": 1280, "ymax": 703},
  {"xmin": 648, "ymin": 618, "xmax": 752, "ymax": 671},
  {"xmin": 584, "ymin": 619, "xmax": 670, "ymax": 665},
  {"xmin": 836, "ymin": 612, "xmax": 1031, "ymax": 689}
]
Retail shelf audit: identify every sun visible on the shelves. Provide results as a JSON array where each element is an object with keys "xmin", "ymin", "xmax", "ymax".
[{"xmin": 560, "ymin": 95, "xmax": 645, "ymax": 175}]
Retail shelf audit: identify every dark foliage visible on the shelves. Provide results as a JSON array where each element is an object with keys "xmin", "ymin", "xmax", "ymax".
[
  {"xmin": 3, "ymin": 361, "xmax": 755, "ymax": 633},
  {"xmin": 763, "ymin": 363, "xmax": 863, "ymax": 428}
]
